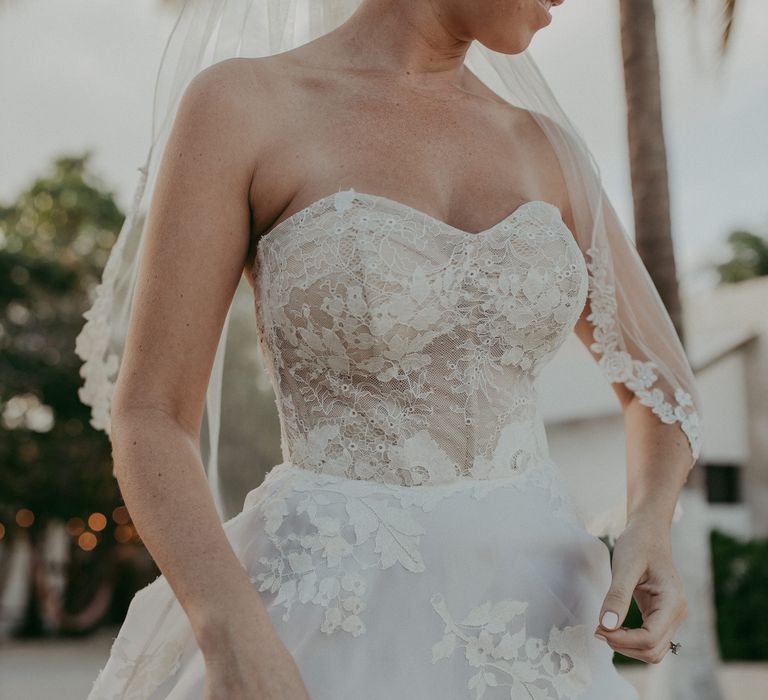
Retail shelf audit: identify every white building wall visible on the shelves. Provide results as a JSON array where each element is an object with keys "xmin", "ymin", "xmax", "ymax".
[
  {"xmin": 697, "ymin": 352, "xmax": 750, "ymax": 463},
  {"xmin": 685, "ymin": 277, "xmax": 768, "ymax": 536},
  {"xmin": 539, "ymin": 277, "xmax": 768, "ymax": 538}
]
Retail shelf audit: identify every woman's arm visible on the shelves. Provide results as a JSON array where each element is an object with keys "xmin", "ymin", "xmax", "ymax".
[
  {"xmin": 530, "ymin": 109, "xmax": 699, "ymax": 664},
  {"xmin": 572, "ymin": 277, "xmax": 692, "ymax": 665},
  {"xmin": 110, "ymin": 59, "xmax": 309, "ymax": 698}
]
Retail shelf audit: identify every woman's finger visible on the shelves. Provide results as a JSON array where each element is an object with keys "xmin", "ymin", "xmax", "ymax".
[
  {"xmin": 604, "ymin": 637, "xmax": 675, "ymax": 664},
  {"xmin": 597, "ymin": 544, "xmax": 646, "ymax": 633},
  {"xmin": 596, "ymin": 585, "xmax": 686, "ymax": 649}
]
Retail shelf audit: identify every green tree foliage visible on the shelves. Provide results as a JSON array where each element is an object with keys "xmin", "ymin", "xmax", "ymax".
[
  {"xmin": 710, "ymin": 530, "xmax": 768, "ymax": 659},
  {"xmin": 717, "ymin": 229, "xmax": 768, "ymax": 283},
  {"xmin": 0, "ymin": 153, "xmax": 122, "ymax": 528}
]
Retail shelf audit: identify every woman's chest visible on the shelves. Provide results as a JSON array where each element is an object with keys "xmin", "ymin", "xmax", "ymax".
[{"xmin": 253, "ymin": 195, "xmax": 588, "ymax": 374}]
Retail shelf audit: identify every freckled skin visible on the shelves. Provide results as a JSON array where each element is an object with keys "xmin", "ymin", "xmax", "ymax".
[{"xmin": 231, "ymin": 0, "xmax": 571, "ymax": 274}]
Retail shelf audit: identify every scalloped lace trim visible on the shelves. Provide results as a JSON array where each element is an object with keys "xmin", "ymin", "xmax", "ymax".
[{"xmin": 584, "ymin": 246, "xmax": 701, "ymax": 462}]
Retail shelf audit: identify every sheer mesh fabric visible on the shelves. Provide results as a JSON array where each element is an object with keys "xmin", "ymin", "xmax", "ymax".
[{"xmin": 252, "ymin": 189, "xmax": 589, "ymax": 487}]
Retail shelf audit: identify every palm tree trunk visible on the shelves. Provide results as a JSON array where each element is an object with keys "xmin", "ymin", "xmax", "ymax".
[
  {"xmin": 618, "ymin": 0, "xmax": 684, "ymax": 342},
  {"xmin": 618, "ymin": 2, "xmax": 724, "ymax": 697}
]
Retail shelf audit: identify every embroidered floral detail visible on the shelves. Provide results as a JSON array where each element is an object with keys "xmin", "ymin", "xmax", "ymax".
[
  {"xmin": 254, "ymin": 190, "xmax": 589, "ymax": 489},
  {"xmin": 429, "ymin": 592, "xmax": 591, "ymax": 699},
  {"xmin": 75, "ymin": 164, "xmax": 149, "ymax": 437},
  {"xmin": 250, "ymin": 464, "xmax": 575, "ymax": 638},
  {"xmin": 89, "ymin": 635, "xmax": 184, "ymax": 700},
  {"xmin": 584, "ymin": 246, "xmax": 701, "ymax": 461}
]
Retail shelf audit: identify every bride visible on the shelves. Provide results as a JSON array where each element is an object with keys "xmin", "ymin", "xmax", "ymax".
[{"xmin": 79, "ymin": 1, "xmax": 701, "ymax": 698}]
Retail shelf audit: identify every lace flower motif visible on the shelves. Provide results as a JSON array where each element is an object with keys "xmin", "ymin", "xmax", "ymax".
[
  {"xmin": 256, "ymin": 193, "xmax": 589, "ymax": 488},
  {"xmin": 250, "ymin": 465, "xmax": 572, "ymax": 638},
  {"xmin": 75, "ymin": 164, "xmax": 149, "ymax": 437},
  {"xmin": 429, "ymin": 593, "xmax": 591, "ymax": 699}
]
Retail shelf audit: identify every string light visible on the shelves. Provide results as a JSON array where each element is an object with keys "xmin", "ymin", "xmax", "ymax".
[
  {"xmin": 112, "ymin": 506, "xmax": 130, "ymax": 525},
  {"xmin": 88, "ymin": 512, "xmax": 107, "ymax": 532},
  {"xmin": 66, "ymin": 517, "xmax": 85, "ymax": 536},
  {"xmin": 114, "ymin": 525, "xmax": 133, "ymax": 543},
  {"xmin": 78, "ymin": 532, "xmax": 98, "ymax": 551},
  {"xmin": 15, "ymin": 509, "xmax": 34, "ymax": 527}
]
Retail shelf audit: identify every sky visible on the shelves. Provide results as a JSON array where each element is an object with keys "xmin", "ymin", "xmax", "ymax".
[{"xmin": 1, "ymin": 0, "xmax": 766, "ymax": 289}]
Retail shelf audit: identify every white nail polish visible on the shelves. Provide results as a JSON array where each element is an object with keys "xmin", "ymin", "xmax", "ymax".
[{"xmin": 601, "ymin": 611, "xmax": 619, "ymax": 629}]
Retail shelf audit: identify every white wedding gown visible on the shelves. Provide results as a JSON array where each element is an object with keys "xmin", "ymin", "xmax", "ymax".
[{"xmin": 87, "ymin": 188, "xmax": 640, "ymax": 700}]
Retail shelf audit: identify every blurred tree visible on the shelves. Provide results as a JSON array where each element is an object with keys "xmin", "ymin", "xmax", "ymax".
[
  {"xmin": 717, "ymin": 229, "xmax": 768, "ymax": 283},
  {"xmin": 0, "ymin": 154, "xmax": 141, "ymax": 637},
  {"xmin": 0, "ymin": 154, "xmax": 121, "ymax": 520}
]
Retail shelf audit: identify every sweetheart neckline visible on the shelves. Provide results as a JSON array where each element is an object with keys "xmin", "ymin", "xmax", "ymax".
[{"xmin": 255, "ymin": 189, "xmax": 565, "ymax": 254}]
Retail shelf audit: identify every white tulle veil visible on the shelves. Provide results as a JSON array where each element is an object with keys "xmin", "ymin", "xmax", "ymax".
[{"xmin": 75, "ymin": 0, "xmax": 702, "ymax": 538}]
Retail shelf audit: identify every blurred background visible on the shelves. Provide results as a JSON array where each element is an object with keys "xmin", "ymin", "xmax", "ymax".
[{"xmin": 0, "ymin": 0, "xmax": 766, "ymax": 698}]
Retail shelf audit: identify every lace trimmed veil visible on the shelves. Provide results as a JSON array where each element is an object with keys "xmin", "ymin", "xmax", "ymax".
[{"xmin": 74, "ymin": 0, "xmax": 702, "ymax": 538}]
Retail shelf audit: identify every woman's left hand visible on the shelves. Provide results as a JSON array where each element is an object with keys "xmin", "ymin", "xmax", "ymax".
[{"xmin": 593, "ymin": 513, "xmax": 688, "ymax": 663}]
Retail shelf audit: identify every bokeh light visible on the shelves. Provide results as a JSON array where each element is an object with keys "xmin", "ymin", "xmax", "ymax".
[
  {"xmin": 112, "ymin": 505, "xmax": 130, "ymax": 525},
  {"xmin": 88, "ymin": 512, "xmax": 107, "ymax": 532},
  {"xmin": 15, "ymin": 508, "xmax": 34, "ymax": 527},
  {"xmin": 114, "ymin": 525, "xmax": 134, "ymax": 544},
  {"xmin": 78, "ymin": 532, "xmax": 98, "ymax": 551},
  {"xmin": 66, "ymin": 517, "xmax": 85, "ymax": 536}
]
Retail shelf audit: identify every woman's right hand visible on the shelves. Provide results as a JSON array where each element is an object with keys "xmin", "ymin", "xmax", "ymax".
[{"xmin": 202, "ymin": 628, "xmax": 311, "ymax": 700}]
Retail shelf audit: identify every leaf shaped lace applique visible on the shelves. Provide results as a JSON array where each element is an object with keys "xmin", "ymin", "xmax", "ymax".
[{"xmin": 250, "ymin": 464, "xmax": 576, "ymax": 638}]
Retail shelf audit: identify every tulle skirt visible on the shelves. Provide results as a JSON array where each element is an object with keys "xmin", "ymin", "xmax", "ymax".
[{"xmin": 86, "ymin": 460, "xmax": 639, "ymax": 700}]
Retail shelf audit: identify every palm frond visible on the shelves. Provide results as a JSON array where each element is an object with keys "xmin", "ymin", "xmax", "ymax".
[{"xmin": 688, "ymin": 0, "xmax": 738, "ymax": 55}]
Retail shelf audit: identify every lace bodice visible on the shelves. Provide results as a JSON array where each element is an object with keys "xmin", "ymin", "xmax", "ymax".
[{"xmin": 251, "ymin": 189, "xmax": 588, "ymax": 487}]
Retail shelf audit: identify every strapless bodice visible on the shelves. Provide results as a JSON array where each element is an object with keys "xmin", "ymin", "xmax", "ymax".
[{"xmin": 251, "ymin": 188, "xmax": 588, "ymax": 486}]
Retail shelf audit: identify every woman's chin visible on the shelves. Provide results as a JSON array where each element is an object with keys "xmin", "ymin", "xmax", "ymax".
[{"xmin": 478, "ymin": 30, "xmax": 537, "ymax": 56}]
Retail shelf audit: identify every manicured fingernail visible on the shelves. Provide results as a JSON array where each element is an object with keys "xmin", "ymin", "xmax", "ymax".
[
  {"xmin": 594, "ymin": 632, "xmax": 607, "ymax": 641},
  {"xmin": 601, "ymin": 611, "xmax": 619, "ymax": 629}
]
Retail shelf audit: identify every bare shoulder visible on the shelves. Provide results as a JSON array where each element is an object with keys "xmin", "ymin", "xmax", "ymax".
[
  {"xmin": 177, "ymin": 55, "xmax": 304, "ymax": 228},
  {"xmin": 181, "ymin": 56, "xmax": 285, "ymax": 143},
  {"xmin": 190, "ymin": 53, "xmax": 316, "ymax": 112},
  {"xmin": 179, "ymin": 54, "xmax": 316, "ymax": 162},
  {"xmin": 515, "ymin": 109, "xmax": 579, "ymax": 230}
]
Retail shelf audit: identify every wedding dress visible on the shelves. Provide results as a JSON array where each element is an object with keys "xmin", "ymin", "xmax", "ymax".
[{"xmin": 86, "ymin": 187, "xmax": 642, "ymax": 700}]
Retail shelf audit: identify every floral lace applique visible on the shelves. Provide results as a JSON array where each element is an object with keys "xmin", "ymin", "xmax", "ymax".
[
  {"xmin": 584, "ymin": 246, "xmax": 701, "ymax": 460},
  {"xmin": 254, "ymin": 191, "xmax": 589, "ymax": 489},
  {"xmin": 250, "ymin": 464, "xmax": 575, "ymax": 638},
  {"xmin": 429, "ymin": 592, "xmax": 591, "ymax": 700},
  {"xmin": 75, "ymin": 165, "xmax": 150, "ymax": 438}
]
